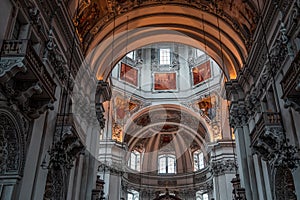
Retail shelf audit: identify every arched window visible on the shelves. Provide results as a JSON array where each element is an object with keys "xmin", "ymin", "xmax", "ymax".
[
  {"xmin": 127, "ymin": 190, "xmax": 139, "ymax": 200},
  {"xmin": 194, "ymin": 150, "xmax": 205, "ymax": 171},
  {"xmin": 158, "ymin": 154, "xmax": 176, "ymax": 174},
  {"xmin": 196, "ymin": 191, "xmax": 209, "ymax": 200},
  {"xmin": 128, "ymin": 150, "xmax": 141, "ymax": 171}
]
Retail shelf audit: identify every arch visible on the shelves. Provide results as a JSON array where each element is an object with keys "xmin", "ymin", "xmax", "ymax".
[
  {"xmin": 82, "ymin": 4, "xmax": 255, "ymax": 81},
  {"xmin": 0, "ymin": 107, "xmax": 26, "ymax": 176},
  {"xmin": 274, "ymin": 167, "xmax": 297, "ymax": 200},
  {"xmin": 124, "ymin": 104, "xmax": 213, "ymax": 143}
]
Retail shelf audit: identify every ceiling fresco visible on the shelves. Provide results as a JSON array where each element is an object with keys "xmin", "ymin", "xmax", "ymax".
[{"xmin": 73, "ymin": 0, "xmax": 258, "ymax": 53}]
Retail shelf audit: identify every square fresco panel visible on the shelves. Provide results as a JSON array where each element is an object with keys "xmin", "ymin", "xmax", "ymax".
[
  {"xmin": 154, "ymin": 72, "xmax": 177, "ymax": 90},
  {"xmin": 197, "ymin": 96, "xmax": 216, "ymax": 119},
  {"xmin": 120, "ymin": 62, "xmax": 138, "ymax": 86},
  {"xmin": 192, "ymin": 60, "xmax": 211, "ymax": 85}
]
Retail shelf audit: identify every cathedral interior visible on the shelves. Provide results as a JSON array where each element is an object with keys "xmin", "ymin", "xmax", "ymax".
[{"xmin": 0, "ymin": 0, "xmax": 300, "ymax": 199}]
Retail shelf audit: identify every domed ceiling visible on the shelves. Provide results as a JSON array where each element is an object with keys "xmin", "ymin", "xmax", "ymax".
[{"xmin": 109, "ymin": 43, "xmax": 231, "ymax": 148}]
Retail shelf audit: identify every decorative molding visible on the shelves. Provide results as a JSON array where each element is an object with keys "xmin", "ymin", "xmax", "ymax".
[
  {"xmin": 252, "ymin": 126, "xmax": 285, "ymax": 161},
  {"xmin": 95, "ymin": 80, "xmax": 112, "ymax": 130},
  {"xmin": 229, "ymin": 101, "xmax": 249, "ymax": 128},
  {"xmin": 43, "ymin": 114, "xmax": 85, "ymax": 200},
  {"xmin": 210, "ymin": 159, "xmax": 237, "ymax": 176},
  {"xmin": 0, "ymin": 39, "xmax": 57, "ymax": 119},
  {"xmin": 0, "ymin": 58, "xmax": 27, "ymax": 83},
  {"xmin": 98, "ymin": 161, "xmax": 124, "ymax": 176}
]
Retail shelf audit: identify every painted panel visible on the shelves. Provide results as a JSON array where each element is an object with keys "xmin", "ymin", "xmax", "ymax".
[
  {"xmin": 154, "ymin": 72, "xmax": 177, "ymax": 90},
  {"xmin": 192, "ymin": 61, "xmax": 211, "ymax": 86},
  {"xmin": 120, "ymin": 62, "xmax": 138, "ymax": 86}
]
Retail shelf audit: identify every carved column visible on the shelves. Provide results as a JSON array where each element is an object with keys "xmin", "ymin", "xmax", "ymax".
[
  {"xmin": 43, "ymin": 114, "xmax": 85, "ymax": 200},
  {"xmin": 226, "ymin": 80, "xmax": 259, "ymax": 200}
]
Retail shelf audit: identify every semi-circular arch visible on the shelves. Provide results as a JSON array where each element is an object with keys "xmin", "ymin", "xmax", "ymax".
[{"xmin": 84, "ymin": 5, "xmax": 251, "ymax": 81}]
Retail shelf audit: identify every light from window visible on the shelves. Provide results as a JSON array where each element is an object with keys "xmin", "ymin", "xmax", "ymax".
[
  {"xmin": 194, "ymin": 150, "xmax": 205, "ymax": 171},
  {"xmin": 158, "ymin": 154, "xmax": 176, "ymax": 174},
  {"xmin": 127, "ymin": 51, "xmax": 135, "ymax": 59},
  {"xmin": 196, "ymin": 191, "xmax": 208, "ymax": 200},
  {"xmin": 203, "ymin": 193, "xmax": 209, "ymax": 200},
  {"xmin": 159, "ymin": 48, "xmax": 171, "ymax": 65},
  {"xmin": 128, "ymin": 150, "xmax": 141, "ymax": 171},
  {"xmin": 195, "ymin": 49, "xmax": 204, "ymax": 58},
  {"xmin": 127, "ymin": 190, "xmax": 139, "ymax": 200}
]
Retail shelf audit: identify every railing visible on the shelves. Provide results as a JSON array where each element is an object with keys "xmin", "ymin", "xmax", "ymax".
[
  {"xmin": 122, "ymin": 166, "xmax": 212, "ymax": 190},
  {"xmin": 250, "ymin": 112, "xmax": 282, "ymax": 143},
  {"xmin": 1, "ymin": 39, "xmax": 56, "ymax": 99},
  {"xmin": 1, "ymin": 40, "xmax": 28, "ymax": 56}
]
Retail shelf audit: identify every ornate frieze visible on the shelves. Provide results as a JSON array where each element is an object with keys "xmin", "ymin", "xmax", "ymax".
[
  {"xmin": 210, "ymin": 159, "xmax": 237, "ymax": 176},
  {"xmin": 229, "ymin": 102, "xmax": 249, "ymax": 128},
  {"xmin": 273, "ymin": 141, "xmax": 300, "ymax": 170},
  {"xmin": 245, "ymin": 89, "xmax": 261, "ymax": 116},
  {"xmin": 98, "ymin": 161, "xmax": 124, "ymax": 176}
]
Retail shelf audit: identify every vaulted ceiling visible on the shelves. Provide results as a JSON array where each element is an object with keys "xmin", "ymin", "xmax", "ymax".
[{"xmin": 69, "ymin": 0, "xmax": 261, "ymax": 80}]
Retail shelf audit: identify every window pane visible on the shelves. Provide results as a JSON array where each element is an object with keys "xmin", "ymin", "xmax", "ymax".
[
  {"xmin": 168, "ymin": 157, "xmax": 175, "ymax": 173},
  {"xmin": 136, "ymin": 153, "xmax": 140, "ymax": 171},
  {"xmin": 199, "ymin": 152, "xmax": 204, "ymax": 169},
  {"xmin": 159, "ymin": 157, "xmax": 166, "ymax": 173},
  {"xmin": 128, "ymin": 193, "xmax": 133, "ymax": 200},
  {"xmin": 203, "ymin": 193, "xmax": 208, "ymax": 200},
  {"xmin": 194, "ymin": 154, "xmax": 199, "ymax": 171},
  {"xmin": 194, "ymin": 150, "xmax": 205, "ymax": 171},
  {"xmin": 130, "ymin": 153, "xmax": 136, "ymax": 169},
  {"xmin": 160, "ymin": 49, "xmax": 170, "ymax": 65}
]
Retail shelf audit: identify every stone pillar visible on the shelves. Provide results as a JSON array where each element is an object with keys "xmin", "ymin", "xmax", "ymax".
[
  {"xmin": 242, "ymin": 125, "xmax": 259, "ymax": 199},
  {"xmin": 293, "ymin": 168, "xmax": 300, "ymax": 199},
  {"xmin": 252, "ymin": 154, "xmax": 268, "ymax": 200},
  {"xmin": 18, "ymin": 113, "xmax": 48, "ymax": 200},
  {"xmin": 98, "ymin": 141, "xmax": 125, "ymax": 199},
  {"xmin": 211, "ymin": 141, "xmax": 236, "ymax": 200},
  {"xmin": 233, "ymin": 127, "xmax": 252, "ymax": 200},
  {"xmin": 261, "ymin": 160, "xmax": 273, "ymax": 200}
]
